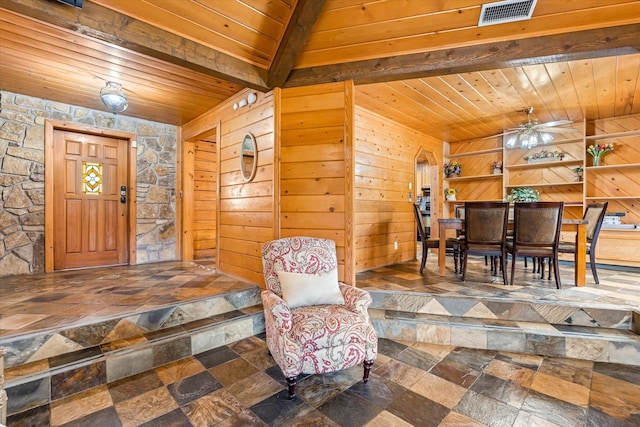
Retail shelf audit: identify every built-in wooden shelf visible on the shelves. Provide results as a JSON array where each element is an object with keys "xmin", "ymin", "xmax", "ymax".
[
  {"xmin": 445, "ymin": 173, "xmax": 502, "ymax": 181},
  {"xmin": 506, "ymin": 159, "xmax": 583, "ymax": 169},
  {"xmin": 505, "ymin": 182, "xmax": 582, "ymax": 188},
  {"xmin": 585, "ymin": 163, "xmax": 640, "ymax": 171},
  {"xmin": 448, "ymin": 147, "xmax": 503, "ymax": 158}
]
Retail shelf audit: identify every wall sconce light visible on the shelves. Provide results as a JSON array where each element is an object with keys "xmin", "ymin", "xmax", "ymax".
[
  {"xmin": 100, "ymin": 81, "xmax": 128, "ymax": 114},
  {"xmin": 233, "ymin": 92, "xmax": 258, "ymax": 110}
]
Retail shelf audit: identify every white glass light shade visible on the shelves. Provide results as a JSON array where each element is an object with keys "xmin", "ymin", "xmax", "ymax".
[
  {"xmin": 505, "ymin": 129, "xmax": 554, "ymax": 149},
  {"xmin": 100, "ymin": 82, "xmax": 128, "ymax": 114}
]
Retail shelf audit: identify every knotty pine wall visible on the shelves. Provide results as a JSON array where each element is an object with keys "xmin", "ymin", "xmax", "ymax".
[
  {"xmin": 353, "ymin": 107, "xmax": 443, "ymax": 272},
  {"xmin": 182, "ymin": 89, "xmax": 276, "ymax": 286},
  {"xmin": 279, "ymin": 81, "xmax": 354, "ymax": 283}
]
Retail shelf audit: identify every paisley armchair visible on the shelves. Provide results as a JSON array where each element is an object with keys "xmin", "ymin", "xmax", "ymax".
[{"xmin": 261, "ymin": 236, "xmax": 378, "ymax": 399}]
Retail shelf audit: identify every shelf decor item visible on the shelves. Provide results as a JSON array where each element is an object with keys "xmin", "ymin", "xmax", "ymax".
[
  {"xmin": 587, "ymin": 143, "xmax": 614, "ymax": 166},
  {"xmin": 506, "ymin": 187, "xmax": 540, "ymax": 202},
  {"xmin": 523, "ymin": 149, "xmax": 566, "ymax": 164},
  {"xmin": 443, "ymin": 161, "xmax": 461, "ymax": 177},
  {"xmin": 491, "ymin": 161, "xmax": 503, "ymax": 174},
  {"xmin": 572, "ymin": 166, "xmax": 584, "ymax": 182},
  {"xmin": 445, "ymin": 188, "xmax": 459, "ymax": 201}
]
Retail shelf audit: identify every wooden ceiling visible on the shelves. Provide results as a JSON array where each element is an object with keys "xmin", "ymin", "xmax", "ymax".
[{"xmin": 1, "ymin": 0, "xmax": 640, "ymax": 141}]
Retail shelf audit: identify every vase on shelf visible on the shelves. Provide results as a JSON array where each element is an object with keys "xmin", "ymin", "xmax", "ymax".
[
  {"xmin": 592, "ymin": 154, "xmax": 601, "ymax": 166},
  {"xmin": 493, "ymin": 168, "xmax": 502, "ymax": 174},
  {"xmin": 446, "ymin": 194, "xmax": 457, "ymax": 201},
  {"xmin": 445, "ymin": 173, "xmax": 459, "ymax": 178}
]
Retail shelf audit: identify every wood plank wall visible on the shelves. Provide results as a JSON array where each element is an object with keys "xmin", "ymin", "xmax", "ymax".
[
  {"xmin": 182, "ymin": 89, "xmax": 275, "ymax": 286},
  {"xmin": 353, "ymin": 107, "xmax": 443, "ymax": 272},
  {"xmin": 192, "ymin": 140, "xmax": 217, "ymax": 259},
  {"xmin": 279, "ymin": 82, "xmax": 352, "ymax": 282}
]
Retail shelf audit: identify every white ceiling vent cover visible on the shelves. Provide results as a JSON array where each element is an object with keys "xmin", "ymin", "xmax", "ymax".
[{"xmin": 478, "ymin": 0, "xmax": 537, "ymax": 26}]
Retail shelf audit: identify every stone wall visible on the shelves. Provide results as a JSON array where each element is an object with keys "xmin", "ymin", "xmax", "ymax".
[{"xmin": 0, "ymin": 91, "xmax": 178, "ymax": 276}]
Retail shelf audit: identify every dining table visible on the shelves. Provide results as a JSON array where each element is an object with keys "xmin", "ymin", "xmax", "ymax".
[{"xmin": 437, "ymin": 218, "xmax": 589, "ymax": 286}]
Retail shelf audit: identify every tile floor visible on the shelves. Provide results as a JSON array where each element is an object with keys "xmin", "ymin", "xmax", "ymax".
[
  {"xmin": 2, "ymin": 254, "xmax": 640, "ymax": 426},
  {"xmin": 12, "ymin": 334, "xmax": 640, "ymax": 426}
]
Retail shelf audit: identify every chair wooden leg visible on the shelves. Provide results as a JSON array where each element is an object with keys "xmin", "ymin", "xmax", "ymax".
[
  {"xmin": 510, "ymin": 253, "xmax": 516, "ymax": 286},
  {"xmin": 453, "ymin": 245, "xmax": 459, "ymax": 274},
  {"xmin": 363, "ymin": 360, "xmax": 373, "ymax": 383},
  {"xmin": 501, "ymin": 255, "xmax": 508, "ymax": 285},
  {"xmin": 461, "ymin": 249, "xmax": 468, "ymax": 281},
  {"xmin": 286, "ymin": 376, "xmax": 297, "ymax": 399},
  {"xmin": 420, "ymin": 243, "xmax": 427, "ymax": 274},
  {"xmin": 590, "ymin": 250, "xmax": 599, "ymax": 284},
  {"xmin": 553, "ymin": 256, "xmax": 562, "ymax": 289}
]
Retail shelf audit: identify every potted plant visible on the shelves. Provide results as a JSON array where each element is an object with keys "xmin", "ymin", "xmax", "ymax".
[
  {"xmin": 444, "ymin": 188, "xmax": 459, "ymax": 201},
  {"xmin": 572, "ymin": 166, "xmax": 584, "ymax": 181},
  {"xmin": 443, "ymin": 161, "xmax": 461, "ymax": 177},
  {"xmin": 506, "ymin": 187, "xmax": 540, "ymax": 203}
]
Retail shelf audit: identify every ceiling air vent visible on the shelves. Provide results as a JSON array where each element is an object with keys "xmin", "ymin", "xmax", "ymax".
[{"xmin": 478, "ymin": 0, "xmax": 537, "ymax": 26}]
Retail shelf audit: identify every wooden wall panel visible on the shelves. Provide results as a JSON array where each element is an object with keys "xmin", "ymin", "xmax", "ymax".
[
  {"xmin": 353, "ymin": 107, "xmax": 442, "ymax": 272},
  {"xmin": 182, "ymin": 89, "xmax": 275, "ymax": 286},
  {"xmin": 280, "ymin": 82, "xmax": 351, "ymax": 282}
]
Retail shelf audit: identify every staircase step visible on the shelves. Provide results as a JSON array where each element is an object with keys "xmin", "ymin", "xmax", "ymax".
[
  {"xmin": 0, "ymin": 287, "xmax": 261, "ymax": 370},
  {"xmin": 2, "ymin": 289, "xmax": 265, "ymax": 419},
  {"xmin": 368, "ymin": 290, "xmax": 640, "ymax": 367},
  {"xmin": 369, "ymin": 290, "xmax": 634, "ymax": 330}
]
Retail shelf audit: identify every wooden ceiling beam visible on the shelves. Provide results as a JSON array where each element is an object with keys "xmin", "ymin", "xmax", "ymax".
[
  {"xmin": 266, "ymin": 0, "xmax": 326, "ymax": 88},
  {"xmin": 2, "ymin": 0, "xmax": 270, "ymax": 91},
  {"xmin": 284, "ymin": 24, "xmax": 640, "ymax": 87}
]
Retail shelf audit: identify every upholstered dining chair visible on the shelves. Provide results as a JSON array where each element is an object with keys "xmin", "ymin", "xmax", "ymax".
[
  {"xmin": 413, "ymin": 203, "xmax": 461, "ymax": 273},
  {"xmin": 507, "ymin": 202, "xmax": 565, "ymax": 288},
  {"xmin": 460, "ymin": 202, "xmax": 510, "ymax": 285},
  {"xmin": 261, "ymin": 236, "xmax": 378, "ymax": 399},
  {"xmin": 555, "ymin": 202, "xmax": 608, "ymax": 284}
]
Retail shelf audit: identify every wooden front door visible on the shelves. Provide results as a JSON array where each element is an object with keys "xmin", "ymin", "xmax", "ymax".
[{"xmin": 53, "ymin": 130, "xmax": 129, "ymax": 269}]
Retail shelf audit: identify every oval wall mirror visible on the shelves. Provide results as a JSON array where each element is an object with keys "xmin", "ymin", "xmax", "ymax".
[{"xmin": 240, "ymin": 132, "xmax": 257, "ymax": 182}]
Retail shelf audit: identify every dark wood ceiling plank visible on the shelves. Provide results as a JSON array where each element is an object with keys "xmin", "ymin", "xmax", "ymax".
[
  {"xmin": 2, "ymin": 0, "xmax": 269, "ymax": 91},
  {"xmin": 284, "ymin": 24, "xmax": 640, "ymax": 88},
  {"xmin": 267, "ymin": 0, "xmax": 326, "ymax": 88}
]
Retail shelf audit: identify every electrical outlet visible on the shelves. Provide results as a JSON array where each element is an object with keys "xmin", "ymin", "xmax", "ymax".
[{"xmin": 394, "ymin": 241, "xmax": 398, "ymax": 250}]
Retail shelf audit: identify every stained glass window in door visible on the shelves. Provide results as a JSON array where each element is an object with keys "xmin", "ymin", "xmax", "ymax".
[{"xmin": 83, "ymin": 162, "xmax": 103, "ymax": 194}]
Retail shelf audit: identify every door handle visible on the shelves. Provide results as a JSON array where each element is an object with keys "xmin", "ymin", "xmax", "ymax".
[{"xmin": 120, "ymin": 185, "xmax": 127, "ymax": 203}]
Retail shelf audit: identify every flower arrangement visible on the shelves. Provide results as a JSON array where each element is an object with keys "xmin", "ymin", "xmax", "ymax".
[
  {"xmin": 445, "ymin": 188, "xmax": 459, "ymax": 196},
  {"xmin": 587, "ymin": 143, "xmax": 614, "ymax": 166},
  {"xmin": 443, "ymin": 161, "xmax": 462, "ymax": 176},
  {"xmin": 491, "ymin": 161, "xmax": 503, "ymax": 173},
  {"xmin": 523, "ymin": 150, "xmax": 565, "ymax": 161},
  {"xmin": 506, "ymin": 187, "xmax": 540, "ymax": 202}
]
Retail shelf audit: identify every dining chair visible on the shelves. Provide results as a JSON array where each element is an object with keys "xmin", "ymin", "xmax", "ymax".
[
  {"xmin": 556, "ymin": 202, "xmax": 608, "ymax": 284},
  {"xmin": 460, "ymin": 202, "xmax": 510, "ymax": 285},
  {"xmin": 413, "ymin": 203, "xmax": 461, "ymax": 273},
  {"xmin": 507, "ymin": 202, "xmax": 565, "ymax": 288}
]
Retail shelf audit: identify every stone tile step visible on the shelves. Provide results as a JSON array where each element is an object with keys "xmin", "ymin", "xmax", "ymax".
[
  {"xmin": 368, "ymin": 290, "xmax": 635, "ymax": 331},
  {"xmin": 372, "ymin": 310, "xmax": 640, "ymax": 367},
  {"xmin": 4, "ymin": 304, "xmax": 265, "ymax": 418},
  {"xmin": 0, "ymin": 287, "xmax": 262, "ymax": 370}
]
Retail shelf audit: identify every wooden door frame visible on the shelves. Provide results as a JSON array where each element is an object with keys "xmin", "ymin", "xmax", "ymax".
[
  {"xmin": 179, "ymin": 122, "xmax": 221, "ymax": 269},
  {"xmin": 44, "ymin": 120, "xmax": 137, "ymax": 272}
]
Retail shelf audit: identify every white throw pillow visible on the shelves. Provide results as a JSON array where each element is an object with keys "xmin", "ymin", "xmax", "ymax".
[{"xmin": 276, "ymin": 269, "xmax": 345, "ymax": 308}]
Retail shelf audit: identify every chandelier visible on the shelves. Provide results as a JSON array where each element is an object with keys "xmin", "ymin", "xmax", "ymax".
[
  {"xmin": 504, "ymin": 127, "xmax": 554, "ymax": 149},
  {"xmin": 502, "ymin": 107, "xmax": 571, "ymax": 149}
]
